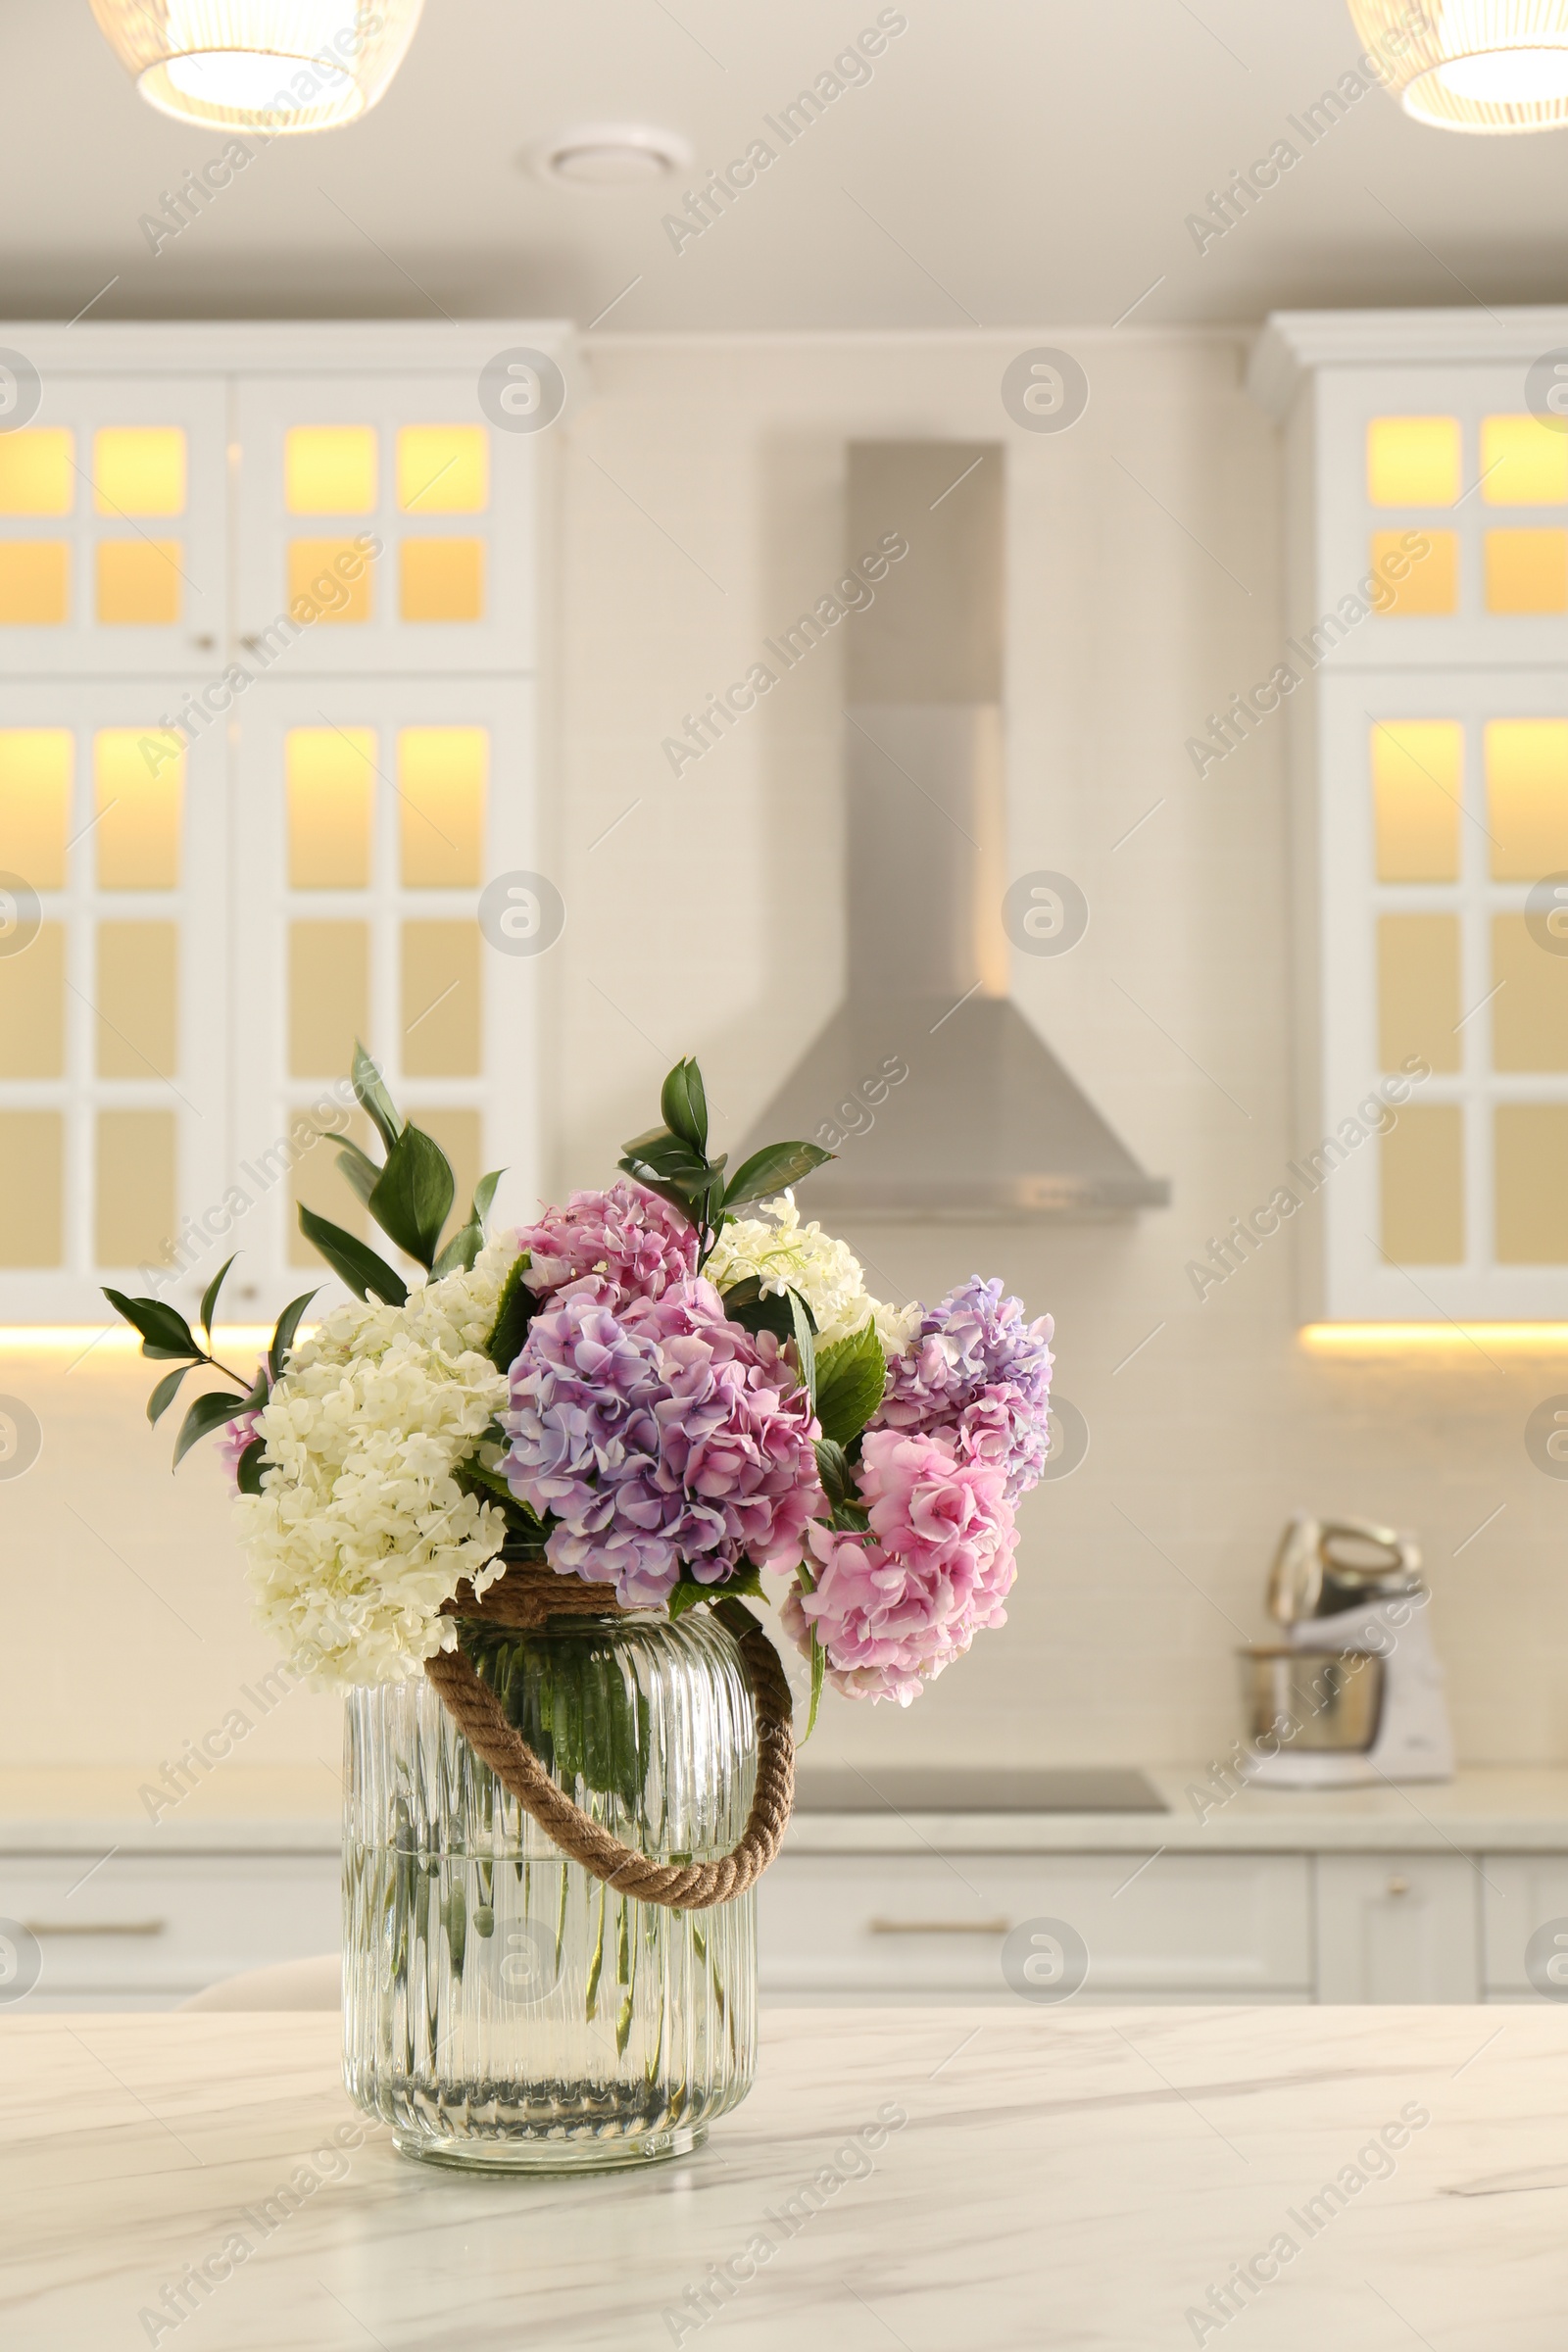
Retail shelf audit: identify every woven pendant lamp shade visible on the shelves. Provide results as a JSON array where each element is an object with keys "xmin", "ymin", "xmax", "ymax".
[
  {"xmin": 89, "ymin": 0, "xmax": 423, "ymax": 133},
  {"xmin": 1348, "ymin": 0, "xmax": 1568, "ymax": 131}
]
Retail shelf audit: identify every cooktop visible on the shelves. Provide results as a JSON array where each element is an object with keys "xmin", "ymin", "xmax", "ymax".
[{"xmin": 790, "ymin": 1766, "xmax": 1169, "ymax": 1814}]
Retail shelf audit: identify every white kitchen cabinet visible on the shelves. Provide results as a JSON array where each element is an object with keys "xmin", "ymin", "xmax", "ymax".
[
  {"xmin": 226, "ymin": 674, "xmax": 541, "ymax": 1316},
  {"xmin": 1, "ymin": 1852, "xmax": 340, "ymax": 2012},
  {"xmin": 0, "ymin": 373, "xmax": 228, "ymax": 680},
  {"xmin": 233, "ymin": 374, "xmax": 542, "ymax": 677},
  {"xmin": 759, "ymin": 1851, "xmax": 1312, "ymax": 2003},
  {"xmin": 1249, "ymin": 309, "xmax": 1568, "ymax": 1322},
  {"xmin": 0, "ymin": 320, "xmax": 572, "ymax": 1321},
  {"xmin": 1313, "ymin": 1853, "xmax": 1481, "ymax": 2001},
  {"xmin": 1481, "ymin": 1855, "xmax": 1568, "ymax": 1998},
  {"xmin": 0, "ymin": 679, "xmax": 231, "ymax": 1321}
]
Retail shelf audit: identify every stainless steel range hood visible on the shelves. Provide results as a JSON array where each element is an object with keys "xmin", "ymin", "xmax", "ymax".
[{"xmin": 739, "ymin": 440, "xmax": 1169, "ymax": 1222}]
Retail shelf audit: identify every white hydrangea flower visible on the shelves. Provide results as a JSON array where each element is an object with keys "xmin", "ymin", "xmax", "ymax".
[
  {"xmin": 704, "ymin": 1193, "xmax": 920, "ymax": 1353},
  {"xmin": 233, "ymin": 1238, "xmax": 518, "ymax": 1690}
]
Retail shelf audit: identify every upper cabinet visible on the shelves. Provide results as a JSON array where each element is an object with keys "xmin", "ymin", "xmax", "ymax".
[
  {"xmin": 1251, "ymin": 311, "xmax": 1568, "ymax": 1323},
  {"xmin": 234, "ymin": 375, "xmax": 540, "ymax": 674},
  {"xmin": 0, "ymin": 376, "xmax": 228, "ymax": 678},
  {"xmin": 0, "ymin": 322, "xmax": 572, "ymax": 1325}
]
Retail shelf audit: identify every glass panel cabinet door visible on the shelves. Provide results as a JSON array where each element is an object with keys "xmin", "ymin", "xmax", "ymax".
[
  {"xmin": 232, "ymin": 379, "xmax": 536, "ymax": 677},
  {"xmin": 226, "ymin": 680, "xmax": 542, "ymax": 1320},
  {"xmin": 0, "ymin": 684, "xmax": 230, "ymax": 1321},
  {"xmin": 0, "ymin": 378, "xmax": 228, "ymax": 680},
  {"xmin": 1317, "ymin": 667, "xmax": 1568, "ymax": 1321},
  {"xmin": 1312, "ymin": 365, "xmax": 1568, "ymax": 669}
]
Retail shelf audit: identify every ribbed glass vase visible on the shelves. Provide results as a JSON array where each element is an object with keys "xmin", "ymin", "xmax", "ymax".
[{"xmin": 343, "ymin": 1607, "xmax": 759, "ymax": 2171}]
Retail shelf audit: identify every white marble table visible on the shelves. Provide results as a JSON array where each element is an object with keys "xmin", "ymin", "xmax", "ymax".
[{"xmin": 4, "ymin": 2006, "xmax": 1567, "ymax": 2349}]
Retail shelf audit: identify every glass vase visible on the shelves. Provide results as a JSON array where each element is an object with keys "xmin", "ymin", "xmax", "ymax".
[{"xmin": 342, "ymin": 1606, "xmax": 760, "ymax": 2172}]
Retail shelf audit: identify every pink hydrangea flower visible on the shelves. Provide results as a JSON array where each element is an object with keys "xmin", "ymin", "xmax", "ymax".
[
  {"xmin": 782, "ymin": 1427, "xmax": 1017, "ymax": 1706},
  {"xmin": 500, "ymin": 1275, "xmax": 822, "ymax": 1608},
  {"xmin": 514, "ymin": 1180, "xmax": 698, "ymax": 1312}
]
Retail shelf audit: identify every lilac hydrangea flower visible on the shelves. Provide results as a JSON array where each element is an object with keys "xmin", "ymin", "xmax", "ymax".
[
  {"xmin": 872, "ymin": 1276, "xmax": 1054, "ymax": 1502},
  {"xmin": 499, "ymin": 1276, "xmax": 822, "ymax": 1608},
  {"xmin": 514, "ymin": 1179, "xmax": 698, "ymax": 1313}
]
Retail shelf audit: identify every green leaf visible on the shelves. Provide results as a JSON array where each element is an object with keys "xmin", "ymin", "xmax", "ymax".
[
  {"xmin": 235, "ymin": 1436, "xmax": 267, "ymax": 1495},
  {"xmin": 368, "ymin": 1123, "xmax": 455, "ymax": 1271},
  {"xmin": 431, "ymin": 1165, "xmax": 505, "ymax": 1275},
  {"xmin": 814, "ymin": 1436, "xmax": 854, "ymax": 1511},
  {"xmin": 269, "ymin": 1290, "xmax": 318, "ymax": 1381},
  {"xmin": 671, "ymin": 1564, "xmax": 766, "ymax": 1615},
  {"xmin": 792, "ymin": 1560, "xmax": 825, "ymax": 1740},
  {"xmin": 351, "ymin": 1041, "xmax": 403, "ymax": 1153},
  {"xmin": 198, "ymin": 1253, "xmax": 237, "ymax": 1343},
  {"xmin": 718, "ymin": 1274, "xmax": 794, "ymax": 1342},
  {"xmin": 486, "ymin": 1253, "xmax": 538, "ymax": 1373},
  {"xmin": 721, "ymin": 1139, "xmax": 834, "ymax": 1214},
  {"xmin": 297, "ymin": 1205, "xmax": 408, "ymax": 1306},
  {"xmin": 814, "ymin": 1437, "xmax": 870, "ymax": 1531},
  {"xmin": 786, "ymin": 1286, "xmax": 816, "ymax": 1407},
  {"xmin": 660, "ymin": 1059, "xmax": 709, "ymax": 1157},
  {"xmin": 172, "ymin": 1387, "xmax": 249, "ymax": 1470},
  {"xmin": 470, "ymin": 1168, "xmax": 504, "ymax": 1233},
  {"xmin": 334, "ymin": 1137, "xmax": 382, "ymax": 1208},
  {"xmin": 806, "ymin": 1625, "xmax": 825, "ymax": 1740},
  {"xmin": 103, "ymin": 1289, "xmax": 202, "ymax": 1364},
  {"xmin": 431, "ymin": 1221, "xmax": 482, "ymax": 1278},
  {"xmin": 147, "ymin": 1364, "xmax": 189, "ymax": 1426},
  {"xmin": 813, "ymin": 1319, "xmax": 887, "ymax": 1448},
  {"xmin": 460, "ymin": 1454, "xmax": 521, "ymax": 1506}
]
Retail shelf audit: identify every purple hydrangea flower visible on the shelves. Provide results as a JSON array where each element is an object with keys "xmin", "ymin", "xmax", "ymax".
[
  {"xmin": 498, "ymin": 1276, "xmax": 822, "ymax": 1608},
  {"xmin": 872, "ymin": 1276, "xmax": 1054, "ymax": 1502}
]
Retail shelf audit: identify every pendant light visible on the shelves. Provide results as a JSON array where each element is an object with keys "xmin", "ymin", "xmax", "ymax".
[
  {"xmin": 89, "ymin": 1, "xmax": 424, "ymax": 134},
  {"xmin": 1348, "ymin": 0, "xmax": 1568, "ymax": 131}
]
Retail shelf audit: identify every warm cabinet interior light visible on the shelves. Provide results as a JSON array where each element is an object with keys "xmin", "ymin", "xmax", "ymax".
[
  {"xmin": 1300, "ymin": 1322, "xmax": 1568, "ymax": 1350},
  {"xmin": 0, "ymin": 1326, "xmax": 281, "ymax": 1355},
  {"xmin": 88, "ymin": 1, "xmax": 424, "ymax": 133},
  {"xmin": 1348, "ymin": 1, "xmax": 1568, "ymax": 130}
]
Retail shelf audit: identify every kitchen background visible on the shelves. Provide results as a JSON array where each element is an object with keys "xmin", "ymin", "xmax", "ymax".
[{"xmin": 7, "ymin": 319, "xmax": 1564, "ymax": 1785}]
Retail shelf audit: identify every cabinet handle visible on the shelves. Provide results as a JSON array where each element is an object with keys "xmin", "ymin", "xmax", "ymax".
[
  {"xmin": 867, "ymin": 1918, "xmax": 1011, "ymax": 1936},
  {"xmin": 1386, "ymin": 1877, "xmax": 1411, "ymax": 1897},
  {"xmin": 23, "ymin": 1919, "xmax": 167, "ymax": 1937}
]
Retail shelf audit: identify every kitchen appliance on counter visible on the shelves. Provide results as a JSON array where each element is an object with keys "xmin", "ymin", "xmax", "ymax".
[{"xmin": 1239, "ymin": 1513, "xmax": 1453, "ymax": 1787}]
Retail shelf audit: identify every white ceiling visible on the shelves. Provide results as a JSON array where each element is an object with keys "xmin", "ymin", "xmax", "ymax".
[{"xmin": 6, "ymin": 0, "xmax": 1568, "ymax": 330}]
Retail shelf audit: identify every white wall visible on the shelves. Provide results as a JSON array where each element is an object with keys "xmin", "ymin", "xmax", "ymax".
[{"xmin": 5, "ymin": 327, "xmax": 1564, "ymax": 1779}]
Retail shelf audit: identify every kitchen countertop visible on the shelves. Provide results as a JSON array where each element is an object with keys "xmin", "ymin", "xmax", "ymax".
[
  {"xmin": 4, "ymin": 2005, "xmax": 1565, "ymax": 2350},
  {"xmin": 4, "ymin": 1764, "xmax": 1568, "ymax": 1854}
]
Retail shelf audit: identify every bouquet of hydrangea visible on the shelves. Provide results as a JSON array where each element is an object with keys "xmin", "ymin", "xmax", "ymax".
[{"xmin": 108, "ymin": 1051, "xmax": 1054, "ymax": 1718}]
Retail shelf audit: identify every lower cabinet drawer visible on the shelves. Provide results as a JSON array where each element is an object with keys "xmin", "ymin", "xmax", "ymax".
[
  {"xmin": 759, "ymin": 1852, "xmax": 1311, "ymax": 1999},
  {"xmin": 0, "ymin": 1853, "xmax": 340, "ymax": 2000}
]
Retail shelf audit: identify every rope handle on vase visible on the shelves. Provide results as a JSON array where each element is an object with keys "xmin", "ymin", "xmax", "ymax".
[{"xmin": 421, "ymin": 1573, "xmax": 796, "ymax": 1912}]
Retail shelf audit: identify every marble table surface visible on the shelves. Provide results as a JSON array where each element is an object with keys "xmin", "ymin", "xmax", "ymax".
[{"xmin": 4, "ymin": 2005, "xmax": 1566, "ymax": 2349}]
